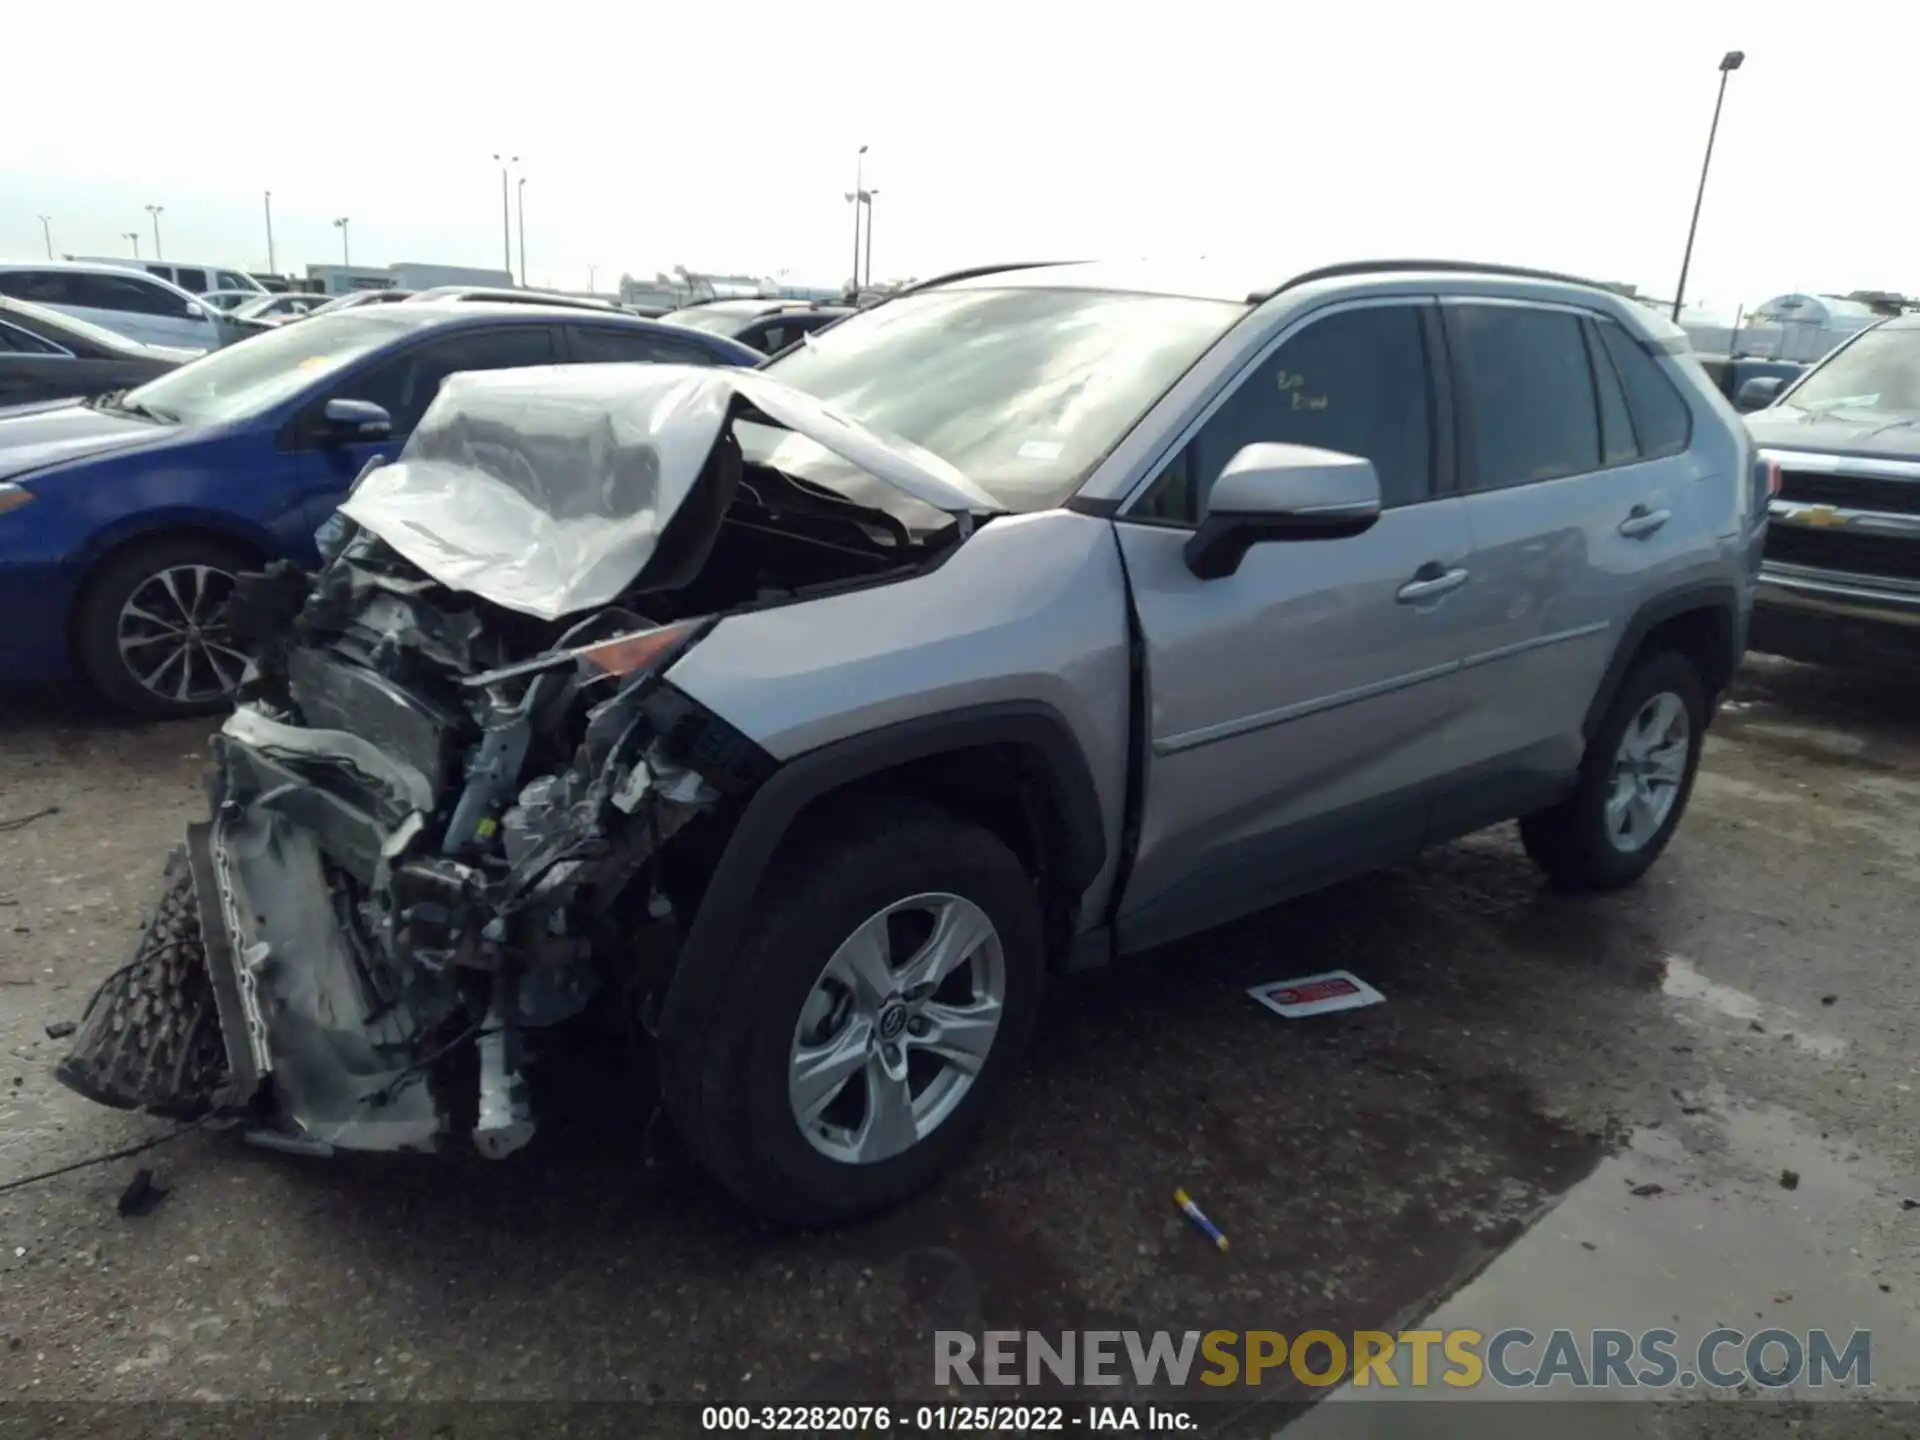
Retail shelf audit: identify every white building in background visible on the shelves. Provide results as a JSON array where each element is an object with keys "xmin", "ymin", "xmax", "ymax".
[
  {"xmin": 1734, "ymin": 293, "xmax": 1882, "ymax": 363},
  {"xmin": 304, "ymin": 261, "xmax": 514, "ymax": 295}
]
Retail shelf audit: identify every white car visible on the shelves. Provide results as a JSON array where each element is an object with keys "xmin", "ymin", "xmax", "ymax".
[{"xmin": 0, "ymin": 262, "xmax": 224, "ymax": 353}]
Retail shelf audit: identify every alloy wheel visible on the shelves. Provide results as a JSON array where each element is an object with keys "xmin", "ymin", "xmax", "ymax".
[
  {"xmin": 788, "ymin": 892, "xmax": 1006, "ymax": 1165},
  {"xmin": 1605, "ymin": 690, "xmax": 1690, "ymax": 853},
  {"xmin": 116, "ymin": 564, "xmax": 248, "ymax": 706}
]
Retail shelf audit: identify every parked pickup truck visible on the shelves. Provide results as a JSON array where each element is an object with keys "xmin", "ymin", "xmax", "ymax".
[
  {"xmin": 1741, "ymin": 313, "xmax": 1920, "ymax": 671},
  {"xmin": 56, "ymin": 258, "xmax": 1760, "ymax": 1227}
]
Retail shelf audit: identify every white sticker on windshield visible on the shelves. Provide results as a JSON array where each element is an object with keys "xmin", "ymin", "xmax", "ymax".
[{"xmin": 1017, "ymin": 440, "xmax": 1064, "ymax": 461}]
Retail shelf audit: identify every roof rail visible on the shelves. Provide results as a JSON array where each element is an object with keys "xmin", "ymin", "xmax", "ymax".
[
  {"xmin": 1250, "ymin": 258, "xmax": 1608, "ymax": 304},
  {"xmin": 878, "ymin": 260, "xmax": 1085, "ymax": 302}
]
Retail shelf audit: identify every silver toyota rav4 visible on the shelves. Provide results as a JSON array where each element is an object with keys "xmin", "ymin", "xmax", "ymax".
[{"xmin": 60, "ymin": 258, "xmax": 1763, "ymax": 1225}]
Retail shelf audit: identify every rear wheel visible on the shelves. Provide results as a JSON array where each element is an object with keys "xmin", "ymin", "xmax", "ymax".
[
  {"xmin": 72, "ymin": 535, "xmax": 257, "ymax": 718},
  {"xmin": 1521, "ymin": 650, "xmax": 1706, "ymax": 889},
  {"xmin": 659, "ymin": 798, "xmax": 1044, "ymax": 1227}
]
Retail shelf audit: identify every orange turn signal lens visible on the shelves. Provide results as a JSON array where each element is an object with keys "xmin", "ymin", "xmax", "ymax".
[{"xmin": 575, "ymin": 621, "xmax": 702, "ymax": 677}]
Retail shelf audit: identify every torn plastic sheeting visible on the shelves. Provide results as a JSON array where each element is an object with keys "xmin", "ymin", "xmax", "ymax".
[{"xmin": 339, "ymin": 365, "xmax": 997, "ymax": 622}]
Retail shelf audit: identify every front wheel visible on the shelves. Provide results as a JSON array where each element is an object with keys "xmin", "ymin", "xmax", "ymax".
[
  {"xmin": 1521, "ymin": 650, "xmax": 1707, "ymax": 889},
  {"xmin": 72, "ymin": 535, "xmax": 257, "ymax": 718},
  {"xmin": 659, "ymin": 798, "xmax": 1044, "ymax": 1227}
]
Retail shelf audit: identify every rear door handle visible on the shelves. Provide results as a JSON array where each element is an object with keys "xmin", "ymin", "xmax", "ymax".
[
  {"xmin": 1619, "ymin": 505, "xmax": 1672, "ymax": 539},
  {"xmin": 1396, "ymin": 564, "xmax": 1470, "ymax": 604}
]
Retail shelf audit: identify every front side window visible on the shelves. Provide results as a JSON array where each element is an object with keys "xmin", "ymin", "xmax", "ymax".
[
  {"xmin": 216, "ymin": 271, "xmax": 252, "ymax": 292},
  {"xmin": 173, "ymin": 268, "xmax": 209, "ymax": 294},
  {"xmin": 1447, "ymin": 305, "xmax": 1600, "ymax": 491},
  {"xmin": 73, "ymin": 275, "xmax": 193, "ymax": 319},
  {"xmin": 753, "ymin": 286, "xmax": 1243, "ymax": 513},
  {"xmin": 1136, "ymin": 304, "xmax": 1435, "ymax": 522},
  {"xmin": 330, "ymin": 325, "xmax": 557, "ymax": 434}
]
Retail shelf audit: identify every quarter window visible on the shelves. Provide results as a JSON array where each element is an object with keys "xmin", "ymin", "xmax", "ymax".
[
  {"xmin": 1584, "ymin": 320, "xmax": 1638, "ymax": 467},
  {"xmin": 1137, "ymin": 304, "xmax": 1434, "ymax": 522},
  {"xmin": 1447, "ymin": 305, "xmax": 1600, "ymax": 491},
  {"xmin": 1595, "ymin": 319, "xmax": 1690, "ymax": 459}
]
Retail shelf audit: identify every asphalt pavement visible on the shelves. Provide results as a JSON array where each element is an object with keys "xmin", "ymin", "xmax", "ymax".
[{"xmin": 1, "ymin": 658, "xmax": 1916, "ymax": 1438}]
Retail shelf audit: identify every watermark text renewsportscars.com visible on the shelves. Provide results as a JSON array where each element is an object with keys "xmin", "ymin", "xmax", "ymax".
[{"xmin": 934, "ymin": 1328, "xmax": 1873, "ymax": 1391}]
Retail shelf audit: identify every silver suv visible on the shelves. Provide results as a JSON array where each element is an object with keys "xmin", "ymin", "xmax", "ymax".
[{"xmin": 59, "ymin": 259, "xmax": 1761, "ymax": 1226}]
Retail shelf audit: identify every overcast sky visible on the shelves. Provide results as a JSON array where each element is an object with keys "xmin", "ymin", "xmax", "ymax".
[{"xmin": 5, "ymin": 0, "xmax": 1913, "ymax": 314}]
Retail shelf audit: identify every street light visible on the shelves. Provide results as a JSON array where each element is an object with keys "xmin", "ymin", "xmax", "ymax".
[
  {"xmin": 333, "ymin": 216, "xmax": 352, "ymax": 266},
  {"xmin": 264, "ymin": 191, "xmax": 276, "ymax": 274},
  {"xmin": 845, "ymin": 144, "xmax": 868, "ymax": 293},
  {"xmin": 861, "ymin": 188, "xmax": 881, "ymax": 292},
  {"xmin": 123, "ymin": 231, "xmax": 141, "ymax": 260},
  {"xmin": 36, "ymin": 215, "xmax": 52, "ymax": 260},
  {"xmin": 144, "ymin": 204, "xmax": 165, "ymax": 260},
  {"xmin": 492, "ymin": 153, "xmax": 519, "ymax": 278},
  {"xmin": 1672, "ymin": 50, "xmax": 1746, "ymax": 322},
  {"xmin": 517, "ymin": 175, "xmax": 528, "ymax": 288}
]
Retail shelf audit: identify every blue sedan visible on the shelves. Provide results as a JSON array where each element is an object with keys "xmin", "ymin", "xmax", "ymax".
[{"xmin": 0, "ymin": 303, "xmax": 759, "ymax": 715}]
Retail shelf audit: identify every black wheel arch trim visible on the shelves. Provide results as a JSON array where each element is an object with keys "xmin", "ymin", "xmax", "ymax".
[
  {"xmin": 658, "ymin": 700, "xmax": 1107, "ymax": 1038},
  {"xmin": 1583, "ymin": 581, "xmax": 1741, "ymax": 742}
]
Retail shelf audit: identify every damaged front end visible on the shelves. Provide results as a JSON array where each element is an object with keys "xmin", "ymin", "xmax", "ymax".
[{"xmin": 57, "ymin": 362, "xmax": 972, "ymax": 1158}]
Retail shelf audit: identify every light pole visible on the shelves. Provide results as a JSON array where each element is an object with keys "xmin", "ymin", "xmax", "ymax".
[
  {"xmin": 264, "ymin": 191, "xmax": 276, "ymax": 274},
  {"xmin": 144, "ymin": 204, "xmax": 165, "ymax": 260},
  {"xmin": 1672, "ymin": 50, "xmax": 1745, "ymax": 322},
  {"xmin": 845, "ymin": 143, "xmax": 868, "ymax": 293},
  {"xmin": 862, "ymin": 188, "xmax": 879, "ymax": 291},
  {"xmin": 36, "ymin": 215, "xmax": 52, "ymax": 260},
  {"xmin": 587, "ymin": 264, "xmax": 597, "ymax": 295},
  {"xmin": 333, "ymin": 216, "xmax": 351, "ymax": 266},
  {"xmin": 492, "ymin": 153, "xmax": 518, "ymax": 278},
  {"xmin": 516, "ymin": 175, "xmax": 528, "ymax": 288},
  {"xmin": 123, "ymin": 231, "xmax": 141, "ymax": 260}
]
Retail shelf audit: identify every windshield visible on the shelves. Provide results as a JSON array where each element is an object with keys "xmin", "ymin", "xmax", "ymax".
[
  {"xmin": 660, "ymin": 307, "xmax": 752, "ymax": 336},
  {"xmin": 750, "ymin": 286, "xmax": 1244, "ymax": 511},
  {"xmin": 1784, "ymin": 326, "xmax": 1920, "ymax": 421},
  {"xmin": 121, "ymin": 312, "xmax": 425, "ymax": 426}
]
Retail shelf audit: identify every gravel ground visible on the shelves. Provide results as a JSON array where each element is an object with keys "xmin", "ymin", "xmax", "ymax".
[{"xmin": 0, "ymin": 657, "xmax": 1915, "ymax": 1438}]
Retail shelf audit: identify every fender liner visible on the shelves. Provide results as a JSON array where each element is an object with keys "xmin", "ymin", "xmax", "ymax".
[
  {"xmin": 658, "ymin": 700, "xmax": 1107, "ymax": 1036},
  {"xmin": 1583, "ymin": 581, "xmax": 1742, "ymax": 742}
]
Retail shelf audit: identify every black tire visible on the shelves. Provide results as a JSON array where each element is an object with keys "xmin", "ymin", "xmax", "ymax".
[
  {"xmin": 1521, "ymin": 650, "xmax": 1707, "ymax": 889},
  {"xmin": 72, "ymin": 534, "xmax": 257, "ymax": 718},
  {"xmin": 658, "ymin": 797, "xmax": 1044, "ymax": 1228}
]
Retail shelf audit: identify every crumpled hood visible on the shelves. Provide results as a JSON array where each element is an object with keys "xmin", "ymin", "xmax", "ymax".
[
  {"xmin": 0, "ymin": 400, "xmax": 174, "ymax": 484},
  {"xmin": 1746, "ymin": 405, "xmax": 1920, "ymax": 464},
  {"xmin": 339, "ymin": 363, "xmax": 999, "ymax": 621}
]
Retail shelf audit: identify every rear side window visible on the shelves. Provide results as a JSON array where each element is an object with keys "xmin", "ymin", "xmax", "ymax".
[
  {"xmin": 1447, "ymin": 304, "xmax": 1599, "ymax": 491},
  {"xmin": 71, "ymin": 274, "xmax": 193, "ymax": 319},
  {"xmin": 1595, "ymin": 320, "xmax": 1690, "ymax": 459},
  {"xmin": 174, "ymin": 267, "xmax": 209, "ymax": 293},
  {"xmin": 566, "ymin": 324, "xmax": 722, "ymax": 366},
  {"xmin": 1139, "ymin": 303, "xmax": 1435, "ymax": 521},
  {"xmin": 0, "ymin": 271, "xmax": 71, "ymax": 305},
  {"xmin": 0, "ymin": 319, "xmax": 65, "ymax": 355},
  {"xmin": 1584, "ymin": 320, "xmax": 1638, "ymax": 467}
]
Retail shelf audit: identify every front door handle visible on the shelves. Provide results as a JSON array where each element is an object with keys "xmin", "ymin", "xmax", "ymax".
[
  {"xmin": 1619, "ymin": 504, "xmax": 1672, "ymax": 539},
  {"xmin": 1396, "ymin": 564, "xmax": 1470, "ymax": 604}
]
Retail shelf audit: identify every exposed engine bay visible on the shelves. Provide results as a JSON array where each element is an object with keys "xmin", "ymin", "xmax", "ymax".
[{"xmin": 56, "ymin": 364, "xmax": 982, "ymax": 1158}]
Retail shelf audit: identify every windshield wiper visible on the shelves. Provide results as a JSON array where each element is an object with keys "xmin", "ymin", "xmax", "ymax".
[{"xmin": 112, "ymin": 397, "xmax": 179, "ymax": 424}]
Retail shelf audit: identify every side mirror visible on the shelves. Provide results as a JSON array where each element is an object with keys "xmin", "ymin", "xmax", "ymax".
[
  {"xmin": 322, "ymin": 397, "xmax": 393, "ymax": 441},
  {"xmin": 1736, "ymin": 376, "xmax": 1786, "ymax": 412},
  {"xmin": 1184, "ymin": 443, "xmax": 1382, "ymax": 580},
  {"xmin": 184, "ymin": 303, "xmax": 206, "ymax": 321}
]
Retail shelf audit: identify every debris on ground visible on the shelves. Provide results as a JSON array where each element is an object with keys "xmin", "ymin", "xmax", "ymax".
[
  {"xmin": 1174, "ymin": 1187, "xmax": 1230, "ymax": 1251},
  {"xmin": 1820, "ymin": 995, "xmax": 1837, "ymax": 1006},
  {"xmin": 1902, "ymin": 1198, "xmax": 1919, "ymax": 1211},
  {"xmin": 44, "ymin": 1021, "xmax": 75, "ymax": 1041},
  {"xmin": 1630, "ymin": 1182, "xmax": 1666, "ymax": 1197},
  {"xmin": 1248, "ymin": 970, "xmax": 1385, "ymax": 1019},
  {"xmin": 1780, "ymin": 1169, "xmax": 1801, "ymax": 1190},
  {"xmin": 116, "ymin": 1168, "xmax": 167, "ymax": 1219},
  {"xmin": 0, "ymin": 806, "xmax": 59, "ymax": 833}
]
